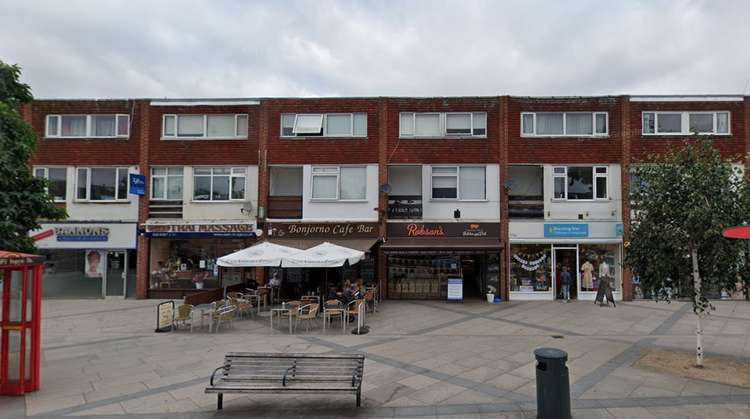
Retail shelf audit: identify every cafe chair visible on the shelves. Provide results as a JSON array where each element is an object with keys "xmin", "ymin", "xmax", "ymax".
[
  {"xmin": 213, "ymin": 305, "xmax": 237, "ymax": 333},
  {"xmin": 174, "ymin": 304, "xmax": 194, "ymax": 332},
  {"xmin": 295, "ymin": 303, "xmax": 320, "ymax": 332}
]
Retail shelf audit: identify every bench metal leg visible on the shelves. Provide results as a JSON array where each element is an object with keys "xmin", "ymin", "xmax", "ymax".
[
  {"xmin": 217, "ymin": 393, "xmax": 223, "ymax": 410},
  {"xmin": 356, "ymin": 388, "xmax": 361, "ymax": 407}
]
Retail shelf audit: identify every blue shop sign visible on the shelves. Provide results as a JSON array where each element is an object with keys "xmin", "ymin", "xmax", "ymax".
[
  {"xmin": 129, "ymin": 174, "xmax": 146, "ymax": 196},
  {"xmin": 615, "ymin": 223, "xmax": 624, "ymax": 236},
  {"xmin": 544, "ymin": 224, "xmax": 589, "ymax": 238}
]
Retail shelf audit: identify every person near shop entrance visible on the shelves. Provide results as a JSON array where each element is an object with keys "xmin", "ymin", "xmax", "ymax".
[{"xmin": 560, "ymin": 266, "xmax": 572, "ymax": 303}]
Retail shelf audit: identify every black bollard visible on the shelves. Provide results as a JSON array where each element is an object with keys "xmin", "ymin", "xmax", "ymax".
[{"xmin": 534, "ymin": 347, "xmax": 571, "ymax": 419}]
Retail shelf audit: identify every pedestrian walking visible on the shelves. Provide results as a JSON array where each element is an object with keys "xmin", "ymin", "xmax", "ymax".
[{"xmin": 560, "ymin": 266, "xmax": 572, "ymax": 302}]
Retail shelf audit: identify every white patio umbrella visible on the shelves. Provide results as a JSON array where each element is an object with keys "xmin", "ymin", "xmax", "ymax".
[
  {"xmin": 280, "ymin": 242, "xmax": 365, "ymax": 268},
  {"xmin": 217, "ymin": 241, "xmax": 302, "ymax": 267}
]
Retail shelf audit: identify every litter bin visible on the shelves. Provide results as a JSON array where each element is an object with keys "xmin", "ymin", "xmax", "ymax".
[{"xmin": 534, "ymin": 347, "xmax": 570, "ymax": 419}]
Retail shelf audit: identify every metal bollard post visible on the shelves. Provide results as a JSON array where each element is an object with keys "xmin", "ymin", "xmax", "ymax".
[{"xmin": 534, "ymin": 347, "xmax": 571, "ymax": 419}]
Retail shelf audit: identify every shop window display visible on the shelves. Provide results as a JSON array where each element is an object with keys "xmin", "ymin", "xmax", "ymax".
[
  {"xmin": 149, "ymin": 238, "xmax": 254, "ymax": 290},
  {"xmin": 578, "ymin": 244, "xmax": 619, "ymax": 292},
  {"xmin": 510, "ymin": 244, "xmax": 552, "ymax": 292},
  {"xmin": 388, "ymin": 255, "xmax": 459, "ymax": 299}
]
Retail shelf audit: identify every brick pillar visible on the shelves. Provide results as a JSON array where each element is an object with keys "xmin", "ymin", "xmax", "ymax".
[
  {"xmin": 136, "ymin": 100, "xmax": 151, "ymax": 299},
  {"xmin": 499, "ymin": 96, "xmax": 510, "ymax": 302},
  {"xmin": 256, "ymin": 101, "xmax": 269, "ymax": 286},
  {"xmin": 620, "ymin": 96, "xmax": 633, "ymax": 301},
  {"xmin": 377, "ymin": 98, "xmax": 388, "ymax": 297}
]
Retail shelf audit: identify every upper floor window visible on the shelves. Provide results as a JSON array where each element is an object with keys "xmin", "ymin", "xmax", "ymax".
[
  {"xmin": 280, "ymin": 113, "xmax": 367, "ymax": 137},
  {"xmin": 311, "ymin": 166, "xmax": 367, "ymax": 200},
  {"xmin": 163, "ymin": 114, "xmax": 248, "ymax": 139},
  {"xmin": 431, "ymin": 166, "xmax": 486, "ymax": 200},
  {"xmin": 552, "ymin": 166, "xmax": 608, "ymax": 200},
  {"xmin": 76, "ymin": 167, "xmax": 129, "ymax": 201},
  {"xmin": 521, "ymin": 112, "xmax": 608, "ymax": 137},
  {"xmin": 193, "ymin": 167, "xmax": 246, "ymax": 201},
  {"xmin": 33, "ymin": 167, "xmax": 67, "ymax": 202},
  {"xmin": 46, "ymin": 114, "xmax": 129, "ymax": 138},
  {"xmin": 151, "ymin": 167, "xmax": 184, "ymax": 200},
  {"xmin": 400, "ymin": 112, "xmax": 487, "ymax": 138},
  {"xmin": 642, "ymin": 111, "xmax": 730, "ymax": 135}
]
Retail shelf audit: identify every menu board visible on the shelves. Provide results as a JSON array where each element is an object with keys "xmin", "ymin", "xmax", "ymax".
[
  {"xmin": 447, "ymin": 277, "xmax": 464, "ymax": 301},
  {"xmin": 155, "ymin": 301, "xmax": 175, "ymax": 333}
]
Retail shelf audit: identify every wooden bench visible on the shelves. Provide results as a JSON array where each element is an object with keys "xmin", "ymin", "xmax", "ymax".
[{"xmin": 205, "ymin": 352, "xmax": 365, "ymax": 410}]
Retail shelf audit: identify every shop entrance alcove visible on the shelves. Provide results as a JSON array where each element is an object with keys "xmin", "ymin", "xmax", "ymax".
[{"xmin": 0, "ymin": 251, "xmax": 44, "ymax": 396}]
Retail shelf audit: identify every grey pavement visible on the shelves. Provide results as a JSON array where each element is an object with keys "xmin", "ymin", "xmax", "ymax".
[{"xmin": 1, "ymin": 298, "xmax": 749, "ymax": 418}]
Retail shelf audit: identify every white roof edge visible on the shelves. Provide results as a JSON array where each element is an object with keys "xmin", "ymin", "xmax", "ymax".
[
  {"xmin": 630, "ymin": 96, "xmax": 744, "ymax": 102},
  {"xmin": 150, "ymin": 100, "xmax": 260, "ymax": 106}
]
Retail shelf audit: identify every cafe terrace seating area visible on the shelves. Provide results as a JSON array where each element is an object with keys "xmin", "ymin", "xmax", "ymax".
[{"xmin": 170, "ymin": 241, "xmax": 380, "ymax": 334}]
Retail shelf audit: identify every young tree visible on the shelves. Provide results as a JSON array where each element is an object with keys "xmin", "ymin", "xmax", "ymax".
[
  {"xmin": 626, "ymin": 138, "xmax": 750, "ymax": 367},
  {"xmin": 0, "ymin": 61, "xmax": 66, "ymax": 252}
]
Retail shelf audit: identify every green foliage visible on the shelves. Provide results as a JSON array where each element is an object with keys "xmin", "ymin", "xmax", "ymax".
[
  {"xmin": 626, "ymin": 138, "xmax": 750, "ymax": 311},
  {"xmin": 0, "ymin": 60, "xmax": 65, "ymax": 252}
]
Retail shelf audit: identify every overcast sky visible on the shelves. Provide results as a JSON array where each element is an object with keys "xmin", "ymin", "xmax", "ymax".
[{"xmin": 2, "ymin": 0, "xmax": 749, "ymax": 98}]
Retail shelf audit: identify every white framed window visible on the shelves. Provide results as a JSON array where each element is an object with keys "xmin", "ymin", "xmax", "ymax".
[
  {"xmin": 75, "ymin": 167, "xmax": 129, "ymax": 201},
  {"xmin": 162, "ymin": 114, "xmax": 248, "ymax": 139},
  {"xmin": 521, "ymin": 112, "xmax": 608, "ymax": 137},
  {"xmin": 311, "ymin": 166, "xmax": 367, "ymax": 201},
  {"xmin": 552, "ymin": 166, "xmax": 608, "ymax": 201},
  {"xmin": 642, "ymin": 111, "xmax": 730, "ymax": 135},
  {"xmin": 33, "ymin": 167, "xmax": 67, "ymax": 202},
  {"xmin": 45, "ymin": 114, "xmax": 129, "ymax": 138},
  {"xmin": 400, "ymin": 112, "xmax": 487, "ymax": 138},
  {"xmin": 193, "ymin": 167, "xmax": 246, "ymax": 201},
  {"xmin": 150, "ymin": 167, "xmax": 184, "ymax": 200},
  {"xmin": 280, "ymin": 113, "xmax": 367, "ymax": 137},
  {"xmin": 430, "ymin": 166, "xmax": 486, "ymax": 200}
]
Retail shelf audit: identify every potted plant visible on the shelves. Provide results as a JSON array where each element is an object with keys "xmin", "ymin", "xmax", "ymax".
[
  {"xmin": 192, "ymin": 270, "xmax": 208, "ymax": 289},
  {"xmin": 486, "ymin": 285, "xmax": 496, "ymax": 303}
]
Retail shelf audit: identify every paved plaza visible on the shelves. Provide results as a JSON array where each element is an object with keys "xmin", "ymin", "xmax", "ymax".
[{"xmin": 1, "ymin": 298, "xmax": 750, "ymax": 418}]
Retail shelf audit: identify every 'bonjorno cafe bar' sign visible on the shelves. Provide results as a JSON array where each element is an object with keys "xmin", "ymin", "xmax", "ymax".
[{"xmin": 266, "ymin": 222, "xmax": 379, "ymax": 238}]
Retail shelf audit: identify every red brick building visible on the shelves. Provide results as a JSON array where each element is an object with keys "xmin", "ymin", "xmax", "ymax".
[{"xmin": 23, "ymin": 95, "xmax": 750, "ymax": 302}]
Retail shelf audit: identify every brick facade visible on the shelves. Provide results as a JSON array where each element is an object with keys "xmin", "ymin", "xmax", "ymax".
[{"xmin": 26, "ymin": 95, "xmax": 750, "ymax": 301}]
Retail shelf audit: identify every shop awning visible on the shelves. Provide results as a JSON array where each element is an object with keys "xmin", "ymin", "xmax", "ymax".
[
  {"xmin": 281, "ymin": 242, "xmax": 366, "ymax": 268},
  {"xmin": 267, "ymin": 237, "xmax": 379, "ymax": 252},
  {"xmin": 381, "ymin": 237, "xmax": 503, "ymax": 250},
  {"xmin": 217, "ymin": 242, "xmax": 302, "ymax": 267}
]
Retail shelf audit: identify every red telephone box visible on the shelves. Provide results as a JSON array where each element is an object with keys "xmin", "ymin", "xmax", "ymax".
[{"xmin": 0, "ymin": 251, "xmax": 43, "ymax": 396}]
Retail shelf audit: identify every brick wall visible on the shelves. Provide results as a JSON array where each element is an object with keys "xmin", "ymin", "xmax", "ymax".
[
  {"xmin": 264, "ymin": 98, "xmax": 380, "ymax": 164},
  {"xmin": 147, "ymin": 105, "xmax": 259, "ymax": 165},
  {"xmin": 629, "ymin": 100, "xmax": 746, "ymax": 161},
  {"xmin": 508, "ymin": 96, "xmax": 624, "ymax": 164},
  {"xmin": 29, "ymin": 99, "xmax": 142, "ymax": 165},
  {"xmin": 386, "ymin": 97, "xmax": 501, "ymax": 164}
]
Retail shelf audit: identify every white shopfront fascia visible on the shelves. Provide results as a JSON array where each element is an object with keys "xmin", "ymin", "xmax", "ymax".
[
  {"xmin": 509, "ymin": 221, "xmax": 623, "ymax": 301},
  {"xmin": 31, "ymin": 222, "xmax": 137, "ymax": 249}
]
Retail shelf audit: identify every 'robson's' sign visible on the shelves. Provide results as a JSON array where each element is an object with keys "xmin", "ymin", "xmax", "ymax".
[{"xmin": 387, "ymin": 222, "xmax": 500, "ymax": 238}]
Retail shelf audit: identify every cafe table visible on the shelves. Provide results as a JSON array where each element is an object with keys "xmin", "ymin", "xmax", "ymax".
[
  {"xmin": 270, "ymin": 306, "xmax": 294, "ymax": 334},
  {"xmin": 193, "ymin": 303, "xmax": 215, "ymax": 333}
]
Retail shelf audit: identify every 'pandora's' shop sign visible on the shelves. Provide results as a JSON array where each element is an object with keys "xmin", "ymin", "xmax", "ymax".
[
  {"xmin": 267, "ymin": 222, "xmax": 379, "ymax": 238},
  {"xmin": 388, "ymin": 223, "xmax": 500, "ymax": 238},
  {"xmin": 31, "ymin": 223, "xmax": 138, "ymax": 249},
  {"xmin": 145, "ymin": 223, "xmax": 257, "ymax": 238}
]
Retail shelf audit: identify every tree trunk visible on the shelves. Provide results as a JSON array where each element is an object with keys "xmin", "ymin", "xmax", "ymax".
[{"xmin": 691, "ymin": 246, "xmax": 704, "ymax": 368}]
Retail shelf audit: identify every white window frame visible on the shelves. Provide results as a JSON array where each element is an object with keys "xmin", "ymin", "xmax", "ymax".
[
  {"xmin": 280, "ymin": 113, "xmax": 368, "ymax": 138},
  {"xmin": 150, "ymin": 167, "xmax": 184, "ymax": 200},
  {"xmin": 551, "ymin": 166, "xmax": 609, "ymax": 201},
  {"xmin": 33, "ymin": 166, "xmax": 67, "ymax": 202},
  {"xmin": 429, "ymin": 165, "xmax": 487, "ymax": 201},
  {"xmin": 75, "ymin": 167, "xmax": 130, "ymax": 202},
  {"xmin": 191, "ymin": 167, "xmax": 246, "ymax": 202},
  {"xmin": 162, "ymin": 114, "xmax": 248, "ymax": 139},
  {"xmin": 641, "ymin": 111, "xmax": 731, "ymax": 136},
  {"xmin": 399, "ymin": 112, "xmax": 488, "ymax": 138},
  {"xmin": 45, "ymin": 114, "xmax": 130, "ymax": 138},
  {"xmin": 520, "ymin": 112, "xmax": 609, "ymax": 137},
  {"xmin": 310, "ymin": 166, "xmax": 368, "ymax": 201}
]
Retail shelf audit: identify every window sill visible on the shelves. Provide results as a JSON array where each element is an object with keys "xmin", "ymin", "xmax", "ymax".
[
  {"xmin": 45, "ymin": 136, "xmax": 130, "ymax": 140},
  {"xmin": 550, "ymin": 199, "xmax": 611, "ymax": 202},
  {"xmin": 279, "ymin": 136, "xmax": 368, "ymax": 140},
  {"xmin": 161, "ymin": 137, "xmax": 247, "ymax": 141},
  {"xmin": 190, "ymin": 200, "xmax": 246, "ymax": 204},
  {"xmin": 74, "ymin": 200, "xmax": 131, "ymax": 204},
  {"xmin": 309, "ymin": 199, "xmax": 368, "ymax": 203},
  {"xmin": 521, "ymin": 135, "xmax": 609, "ymax": 139},
  {"xmin": 399, "ymin": 136, "xmax": 487, "ymax": 140},
  {"xmin": 428, "ymin": 199, "xmax": 489, "ymax": 202},
  {"xmin": 641, "ymin": 133, "xmax": 731, "ymax": 138}
]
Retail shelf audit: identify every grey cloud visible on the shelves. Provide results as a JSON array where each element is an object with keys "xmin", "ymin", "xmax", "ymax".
[{"xmin": 1, "ymin": 0, "xmax": 749, "ymax": 98}]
